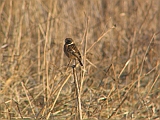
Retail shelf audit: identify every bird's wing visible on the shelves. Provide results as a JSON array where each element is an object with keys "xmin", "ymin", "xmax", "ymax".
[{"xmin": 69, "ymin": 44, "xmax": 82, "ymax": 59}]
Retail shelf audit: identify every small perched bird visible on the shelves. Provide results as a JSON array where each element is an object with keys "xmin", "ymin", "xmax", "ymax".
[{"xmin": 64, "ymin": 38, "xmax": 83, "ymax": 66}]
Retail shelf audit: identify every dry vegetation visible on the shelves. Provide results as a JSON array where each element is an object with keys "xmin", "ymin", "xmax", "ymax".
[{"xmin": 0, "ymin": 0, "xmax": 160, "ymax": 120}]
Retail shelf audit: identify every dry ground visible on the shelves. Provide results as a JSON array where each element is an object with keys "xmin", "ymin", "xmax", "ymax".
[{"xmin": 0, "ymin": 0, "xmax": 160, "ymax": 120}]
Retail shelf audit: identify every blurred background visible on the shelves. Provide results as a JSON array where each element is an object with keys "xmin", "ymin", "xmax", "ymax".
[{"xmin": 0, "ymin": 0, "xmax": 159, "ymax": 119}]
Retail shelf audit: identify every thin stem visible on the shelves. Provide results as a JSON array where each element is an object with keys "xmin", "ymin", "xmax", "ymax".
[{"xmin": 72, "ymin": 65, "xmax": 82, "ymax": 120}]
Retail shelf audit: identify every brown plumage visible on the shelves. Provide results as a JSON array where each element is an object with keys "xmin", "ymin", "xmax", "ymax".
[{"xmin": 64, "ymin": 38, "xmax": 83, "ymax": 66}]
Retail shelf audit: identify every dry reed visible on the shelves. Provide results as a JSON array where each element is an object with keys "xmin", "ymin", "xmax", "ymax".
[{"xmin": 0, "ymin": 0, "xmax": 160, "ymax": 119}]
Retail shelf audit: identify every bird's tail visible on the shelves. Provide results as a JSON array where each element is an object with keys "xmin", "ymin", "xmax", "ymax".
[{"xmin": 78, "ymin": 59, "xmax": 83, "ymax": 66}]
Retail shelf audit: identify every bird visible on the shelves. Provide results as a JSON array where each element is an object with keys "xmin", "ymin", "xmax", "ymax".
[{"xmin": 64, "ymin": 38, "xmax": 83, "ymax": 66}]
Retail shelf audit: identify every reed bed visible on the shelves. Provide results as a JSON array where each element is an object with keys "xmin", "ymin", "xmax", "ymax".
[{"xmin": 0, "ymin": 0, "xmax": 160, "ymax": 119}]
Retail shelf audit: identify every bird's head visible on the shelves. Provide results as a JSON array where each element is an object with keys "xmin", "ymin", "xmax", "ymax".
[{"xmin": 65, "ymin": 38, "xmax": 73, "ymax": 45}]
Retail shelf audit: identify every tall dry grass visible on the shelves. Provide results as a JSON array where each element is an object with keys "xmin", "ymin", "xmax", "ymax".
[{"xmin": 0, "ymin": 0, "xmax": 160, "ymax": 119}]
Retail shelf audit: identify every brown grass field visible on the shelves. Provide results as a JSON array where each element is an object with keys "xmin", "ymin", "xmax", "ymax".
[{"xmin": 0, "ymin": 0, "xmax": 160, "ymax": 120}]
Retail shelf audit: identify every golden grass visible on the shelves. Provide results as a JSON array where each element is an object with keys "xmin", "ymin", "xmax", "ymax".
[{"xmin": 0, "ymin": 0, "xmax": 160, "ymax": 119}]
